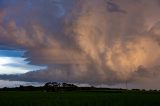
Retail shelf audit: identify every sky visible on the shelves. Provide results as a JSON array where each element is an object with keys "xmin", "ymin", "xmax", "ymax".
[{"xmin": 0, "ymin": 0, "xmax": 160, "ymax": 89}]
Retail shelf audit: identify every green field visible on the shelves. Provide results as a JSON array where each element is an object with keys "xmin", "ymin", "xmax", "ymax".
[{"xmin": 0, "ymin": 91, "xmax": 160, "ymax": 106}]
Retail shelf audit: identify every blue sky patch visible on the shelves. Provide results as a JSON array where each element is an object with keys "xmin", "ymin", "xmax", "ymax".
[{"xmin": 0, "ymin": 50, "xmax": 47, "ymax": 75}]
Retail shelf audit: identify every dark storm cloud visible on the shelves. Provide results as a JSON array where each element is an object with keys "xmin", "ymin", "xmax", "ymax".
[
  {"xmin": 0, "ymin": 0, "xmax": 160, "ymax": 88},
  {"xmin": 106, "ymin": 1, "xmax": 126, "ymax": 13}
]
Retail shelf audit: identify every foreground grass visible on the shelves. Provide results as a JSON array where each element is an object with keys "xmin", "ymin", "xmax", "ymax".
[{"xmin": 0, "ymin": 91, "xmax": 160, "ymax": 106}]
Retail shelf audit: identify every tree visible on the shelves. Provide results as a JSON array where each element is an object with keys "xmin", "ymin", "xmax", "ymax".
[{"xmin": 62, "ymin": 83, "xmax": 77, "ymax": 88}]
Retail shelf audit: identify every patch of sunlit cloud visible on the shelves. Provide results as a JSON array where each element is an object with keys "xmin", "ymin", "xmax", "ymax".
[{"xmin": 0, "ymin": 50, "xmax": 47, "ymax": 75}]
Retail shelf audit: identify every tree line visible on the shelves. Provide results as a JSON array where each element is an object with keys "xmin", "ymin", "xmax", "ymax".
[{"xmin": 1, "ymin": 82, "xmax": 160, "ymax": 93}]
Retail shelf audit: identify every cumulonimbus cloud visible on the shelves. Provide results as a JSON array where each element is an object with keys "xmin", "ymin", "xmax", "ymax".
[{"xmin": 0, "ymin": 0, "xmax": 160, "ymax": 86}]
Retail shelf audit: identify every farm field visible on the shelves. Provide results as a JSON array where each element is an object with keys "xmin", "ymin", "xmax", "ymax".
[{"xmin": 0, "ymin": 91, "xmax": 160, "ymax": 106}]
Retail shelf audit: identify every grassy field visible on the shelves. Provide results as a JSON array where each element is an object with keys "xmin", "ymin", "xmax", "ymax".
[{"xmin": 0, "ymin": 91, "xmax": 160, "ymax": 106}]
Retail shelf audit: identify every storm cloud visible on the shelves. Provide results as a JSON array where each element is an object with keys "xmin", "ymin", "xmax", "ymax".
[{"xmin": 0, "ymin": 0, "xmax": 160, "ymax": 87}]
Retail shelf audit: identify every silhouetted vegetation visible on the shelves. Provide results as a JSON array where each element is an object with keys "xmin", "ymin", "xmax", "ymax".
[
  {"xmin": 1, "ymin": 82, "xmax": 160, "ymax": 106},
  {"xmin": 1, "ymin": 82, "xmax": 160, "ymax": 94},
  {"xmin": 0, "ymin": 82, "xmax": 79, "ymax": 92}
]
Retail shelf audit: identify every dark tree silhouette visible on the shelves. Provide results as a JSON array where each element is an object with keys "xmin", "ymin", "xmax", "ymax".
[
  {"xmin": 44, "ymin": 82, "xmax": 60, "ymax": 88},
  {"xmin": 44, "ymin": 82, "xmax": 60, "ymax": 91},
  {"xmin": 43, "ymin": 82, "xmax": 78, "ymax": 91},
  {"xmin": 62, "ymin": 83, "xmax": 77, "ymax": 88}
]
